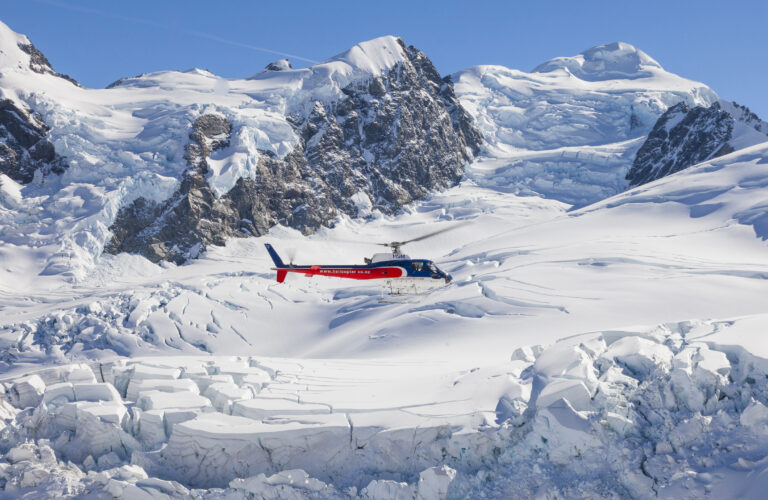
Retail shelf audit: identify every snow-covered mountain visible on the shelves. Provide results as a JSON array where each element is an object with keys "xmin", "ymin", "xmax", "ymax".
[
  {"xmin": 2, "ymin": 20, "xmax": 768, "ymax": 500},
  {"xmin": 1, "ymin": 24, "xmax": 765, "ymax": 275},
  {"xmin": 0, "ymin": 22, "xmax": 480, "ymax": 273},
  {"xmin": 627, "ymin": 100, "xmax": 768, "ymax": 186},
  {"xmin": 451, "ymin": 42, "xmax": 767, "ymax": 205}
]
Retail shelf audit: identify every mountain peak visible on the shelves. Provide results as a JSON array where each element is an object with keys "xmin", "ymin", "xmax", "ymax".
[
  {"xmin": 321, "ymin": 35, "xmax": 406, "ymax": 76},
  {"xmin": 0, "ymin": 20, "xmax": 79, "ymax": 86},
  {"xmin": 533, "ymin": 41, "xmax": 663, "ymax": 81},
  {"xmin": 264, "ymin": 58, "xmax": 292, "ymax": 72}
]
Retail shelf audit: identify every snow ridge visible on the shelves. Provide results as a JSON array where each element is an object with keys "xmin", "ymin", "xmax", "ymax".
[{"xmin": 532, "ymin": 41, "xmax": 663, "ymax": 81}]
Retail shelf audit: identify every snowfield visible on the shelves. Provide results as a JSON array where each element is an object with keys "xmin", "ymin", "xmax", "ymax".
[
  {"xmin": 3, "ymin": 142, "xmax": 768, "ymax": 498},
  {"xmin": 3, "ymin": 18, "xmax": 768, "ymax": 498}
]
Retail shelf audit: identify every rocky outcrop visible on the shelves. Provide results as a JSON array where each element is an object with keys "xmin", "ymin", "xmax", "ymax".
[
  {"xmin": 0, "ymin": 99, "xmax": 67, "ymax": 183},
  {"xmin": 17, "ymin": 41, "xmax": 80, "ymax": 87},
  {"xmin": 106, "ymin": 40, "xmax": 482, "ymax": 263},
  {"xmin": 263, "ymin": 59, "xmax": 292, "ymax": 72},
  {"xmin": 626, "ymin": 102, "xmax": 734, "ymax": 187},
  {"xmin": 105, "ymin": 114, "xmax": 241, "ymax": 263},
  {"xmin": 725, "ymin": 101, "xmax": 766, "ymax": 134},
  {"xmin": 105, "ymin": 74, "xmax": 145, "ymax": 89}
]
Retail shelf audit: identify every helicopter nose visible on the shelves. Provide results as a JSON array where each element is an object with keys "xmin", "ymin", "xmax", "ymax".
[{"xmin": 445, "ymin": 274, "xmax": 452, "ymax": 283}]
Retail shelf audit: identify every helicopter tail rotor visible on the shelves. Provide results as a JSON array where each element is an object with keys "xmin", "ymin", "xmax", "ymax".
[{"xmin": 286, "ymin": 247, "xmax": 297, "ymax": 267}]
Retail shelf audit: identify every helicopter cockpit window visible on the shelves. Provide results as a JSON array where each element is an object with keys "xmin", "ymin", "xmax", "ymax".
[
  {"xmin": 428, "ymin": 263, "xmax": 438, "ymax": 273},
  {"xmin": 413, "ymin": 261, "xmax": 424, "ymax": 272}
]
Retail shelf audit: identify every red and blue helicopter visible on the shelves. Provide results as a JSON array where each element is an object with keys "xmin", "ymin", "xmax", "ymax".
[{"xmin": 265, "ymin": 223, "xmax": 465, "ymax": 294}]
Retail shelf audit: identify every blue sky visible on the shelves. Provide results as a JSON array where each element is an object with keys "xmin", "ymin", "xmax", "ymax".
[{"xmin": 4, "ymin": 0, "xmax": 768, "ymax": 118}]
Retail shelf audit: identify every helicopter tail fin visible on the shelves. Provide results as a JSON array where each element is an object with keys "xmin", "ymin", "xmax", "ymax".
[
  {"xmin": 265, "ymin": 244, "xmax": 288, "ymax": 282},
  {"xmin": 265, "ymin": 243, "xmax": 286, "ymax": 268}
]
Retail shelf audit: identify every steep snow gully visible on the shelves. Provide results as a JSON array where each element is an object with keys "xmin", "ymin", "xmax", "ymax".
[{"xmin": 2, "ymin": 20, "xmax": 768, "ymax": 499}]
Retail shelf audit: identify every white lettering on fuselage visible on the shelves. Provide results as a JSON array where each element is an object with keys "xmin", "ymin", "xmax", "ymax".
[{"xmin": 315, "ymin": 269, "xmax": 372, "ymax": 274}]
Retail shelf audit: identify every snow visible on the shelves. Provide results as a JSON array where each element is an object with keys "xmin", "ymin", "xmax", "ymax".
[
  {"xmin": 42, "ymin": 382, "xmax": 75, "ymax": 406},
  {"xmin": 232, "ymin": 398, "xmax": 329, "ymax": 419},
  {"xmin": 0, "ymin": 19, "xmax": 407, "ymax": 280},
  {"xmin": 532, "ymin": 41, "xmax": 664, "ymax": 81},
  {"xmin": 203, "ymin": 382, "xmax": 252, "ymax": 413},
  {"xmin": 136, "ymin": 391, "xmax": 212, "ymax": 411},
  {"xmin": 9, "ymin": 374, "xmax": 46, "ymax": 408},
  {"xmin": 125, "ymin": 378, "xmax": 199, "ymax": 402},
  {"xmin": 451, "ymin": 41, "xmax": 719, "ymax": 206},
  {"xmin": 0, "ymin": 174, "xmax": 23, "ymax": 208},
  {"xmin": 3, "ymin": 18, "xmax": 768, "ymax": 498},
  {"xmin": 72, "ymin": 383, "xmax": 120, "ymax": 402}
]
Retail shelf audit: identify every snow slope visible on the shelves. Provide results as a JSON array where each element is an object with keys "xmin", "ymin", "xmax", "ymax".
[
  {"xmin": 452, "ymin": 42, "xmax": 720, "ymax": 205},
  {"xmin": 3, "ymin": 137, "xmax": 768, "ymax": 497},
  {"xmin": 3, "ymin": 22, "xmax": 768, "ymax": 498},
  {"xmin": 0, "ymin": 21, "xmax": 414, "ymax": 280}
]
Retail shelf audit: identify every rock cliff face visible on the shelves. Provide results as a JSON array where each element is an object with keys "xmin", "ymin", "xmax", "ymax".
[
  {"xmin": 17, "ymin": 40, "xmax": 80, "ymax": 87},
  {"xmin": 0, "ymin": 99, "xmax": 67, "ymax": 184},
  {"xmin": 725, "ymin": 100, "xmax": 767, "ymax": 134},
  {"xmin": 106, "ymin": 40, "xmax": 482, "ymax": 263},
  {"xmin": 626, "ymin": 102, "xmax": 735, "ymax": 187}
]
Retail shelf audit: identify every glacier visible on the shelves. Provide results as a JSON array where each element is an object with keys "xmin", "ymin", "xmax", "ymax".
[
  {"xmin": 2, "ymin": 19, "xmax": 768, "ymax": 500},
  {"xmin": 448, "ymin": 42, "xmax": 751, "ymax": 207}
]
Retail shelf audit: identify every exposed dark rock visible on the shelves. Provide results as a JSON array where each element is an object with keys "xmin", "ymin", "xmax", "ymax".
[
  {"xmin": 0, "ymin": 99, "xmax": 67, "ymax": 183},
  {"xmin": 626, "ymin": 102, "xmax": 734, "ymax": 187},
  {"xmin": 187, "ymin": 114, "xmax": 232, "ymax": 163},
  {"xmin": 440, "ymin": 75, "xmax": 483, "ymax": 156},
  {"xmin": 105, "ymin": 74, "xmax": 146, "ymax": 89},
  {"xmin": 727, "ymin": 101, "xmax": 766, "ymax": 134},
  {"xmin": 628, "ymin": 105, "xmax": 643, "ymax": 132},
  {"xmin": 106, "ymin": 40, "xmax": 483, "ymax": 263},
  {"xmin": 17, "ymin": 42, "xmax": 80, "ymax": 87},
  {"xmin": 264, "ymin": 59, "xmax": 292, "ymax": 72},
  {"xmin": 106, "ymin": 114, "xmax": 238, "ymax": 263}
]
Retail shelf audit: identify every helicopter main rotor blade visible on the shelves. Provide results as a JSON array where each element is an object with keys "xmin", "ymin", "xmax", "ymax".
[
  {"xmin": 397, "ymin": 220, "xmax": 471, "ymax": 245},
  {"xmin": 321, "ymin": 238, "xmax": 382, "ymax": 245},
  {"xmin": 322, "ymin": 220, "xmax": 471, "ymax": 248}
]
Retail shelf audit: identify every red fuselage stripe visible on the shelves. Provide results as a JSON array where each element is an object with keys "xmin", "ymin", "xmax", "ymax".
[{"xmin": 277, "ymin": 266, "xmax": 405, "ymax": 280}]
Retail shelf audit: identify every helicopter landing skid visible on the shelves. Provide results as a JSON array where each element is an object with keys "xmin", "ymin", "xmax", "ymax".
[{"xmin": 379, "ymin": 278, "xmax": 442, "ymax": 303}]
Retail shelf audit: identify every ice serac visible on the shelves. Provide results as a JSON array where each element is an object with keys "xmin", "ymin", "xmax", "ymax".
[
  {"xmin": 451, "ymin": 41, "xmax": 719, "ymax": 206},
  {"xmin": 627, "ymin": 101, "xmax": 768, "ymax": 187},
  {"xmin": 106, "ymin": 37, "xmax": 481, "ymax": 263},
  {"xmin": 0, "ymin": 21, "xmax": 74, "ymax": 184}
]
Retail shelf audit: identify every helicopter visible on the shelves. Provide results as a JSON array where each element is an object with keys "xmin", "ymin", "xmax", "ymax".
[{"xmin": 264, "ymin": 222, "xmax": 467, "ymax": 295}]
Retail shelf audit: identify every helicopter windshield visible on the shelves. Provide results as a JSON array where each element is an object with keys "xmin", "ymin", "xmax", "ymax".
[{"xmin": 427, "ymin": 262, "xmax": 439, "ymax": 273}]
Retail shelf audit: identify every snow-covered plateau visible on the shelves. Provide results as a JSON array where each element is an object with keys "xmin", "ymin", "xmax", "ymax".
[{"xmin": 2, "ymin": 20, "xmax": 768, "ymax": 499}]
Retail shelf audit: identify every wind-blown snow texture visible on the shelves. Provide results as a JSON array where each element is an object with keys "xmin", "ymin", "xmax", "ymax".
[{"xmin": 3, "ymin": 21, "xmax": 768, "ymax": 499}]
